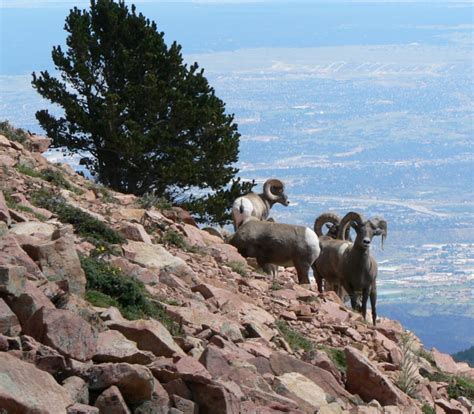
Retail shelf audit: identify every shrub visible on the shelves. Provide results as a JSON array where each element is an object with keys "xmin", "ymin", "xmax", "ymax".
[
  {"xmin": 317, "ymin": 345, "xmax": 347, "ymax": 373},
  {"xmin": 421, "ymin": 370, "xmax": 474, "ymax": 400},
  {"xmin": 227, "ymin": 261, "xmax": 247, "ymax": 277},
  {"xmin": 396, "ymin": 332, "xmax": 419, "ymax": 397},
  {"xmin": 31, "ymin": 188, "xmax": 125, "ymax": 245},
  {"xmin": 275, "ymin": 319, "xmax": 314, "ymax": 353},
  {"xmin": 138, "ymin": 192, "xmax": 172, "ymax": 210},
  {"xmin": 421, "ymin": 405, "xmax": 435, "ymax": 414},
  {"xmin": 15, "ymin": 163, "xmax": 42, "ymax": 178},
  {"xmin": 41, "ymin": 168, "xmax": 82, "ymax": 194},
  {"xmin": 270, "ymin": 281, "xmax": 282, "ymax": 291},
  {"xmin": 81, "ymin": 255, "xmax": 183, "ymax": 336},
  {"xmin": 0, "ymin": 120, "xmax": 29, "ymax": 144}
]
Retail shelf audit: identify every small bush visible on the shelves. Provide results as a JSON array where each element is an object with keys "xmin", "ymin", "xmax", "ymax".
[
  {"xmin": 138, "ymin": 191, "xmax": 172, "ymax": 210},
  {"xmin": 421, "ymin": 370, "xmax": 474, "ymax": 400},
  {"xmin": 317, "ymin": 345, "xmax": 347, "ymax": 373},
  {"xmin": 41, "ymin": 168, "xmax": 82, "ymax": 194},
  {"xmin": 81, "ymin": 256, "xmax": 183, "ymax": 336},
  {"xmin": 227, "ymin": 261, "xmax": 247, "ymax": 277},
  {"xmin": 396, "ymin": 332, "xmax": 419, "ymax": 397},
  {"xmin": 421, "ymin": 405, "xmax": 435, "ymax": 414},
  {"xmin": 31, "ymin": 188, "xmax": 125, "ymax": 245},
  {"xmin": 0, "ymin": 120, "xmax": 29, "ymax": 144},
  {"xmin": 15, "ymin": 163, "xmax": 42, "ymax": 178},
  {"xmin": 275, "ymin": 319, "xmax": 314, "ymax": 353},
  {"xmin": 270, "ymin": 281, "xmax": 282, "ymax": 291}
]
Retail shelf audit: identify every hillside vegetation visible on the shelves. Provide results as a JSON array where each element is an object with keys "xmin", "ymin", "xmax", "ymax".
[{"xmin": 0, "ymin": 125, "xmax": 473, "ymax": 413}]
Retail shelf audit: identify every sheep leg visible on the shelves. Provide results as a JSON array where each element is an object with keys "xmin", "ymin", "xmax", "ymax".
[
  {"xmin": 312, "ymin": 264, "xmax": 323, "ymax": 293},
  {"xmin": 360, "ymin": 287, "xmax": 370, "ymax": 323},
  {"xmin": 370, "ymin": 288, "xmax": 377, "ymax": 326},
  {"xmin": 295, "ymin": 262, "xmax": 310, "ymax": 285}
]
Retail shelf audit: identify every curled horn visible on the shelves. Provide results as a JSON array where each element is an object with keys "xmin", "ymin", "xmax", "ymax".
[
  {"xmin": 337, "ymin": 211, "xmax": 364, "ymax": 240},
  {"xmin": 263, "ymin": 178, "xmax": 285, "ymax": 202},
  {"xmin": 314, "ymin": 212, "xmax": 341, "ymax": 236},
  {"xmin": 371, "ymin": 218, "xmax": 388, "ymax": 250}
]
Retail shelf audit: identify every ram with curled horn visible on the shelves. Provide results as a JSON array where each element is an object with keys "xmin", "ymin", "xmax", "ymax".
[
  {"xmin": 314, "ymin": 212, "xmax": 352, "ymax": 241},
  {"xmin": 231, "ymin": 178, "xmax": 289, "ymax": 230},
  {"xmin": 313, "ymin": 211, "xmax": 387, "ymax": 325}
]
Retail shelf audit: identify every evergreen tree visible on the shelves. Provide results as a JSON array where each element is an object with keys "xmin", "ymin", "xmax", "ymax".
[{"xmin": 32, "ymin": 0, "xmax": 254, "ymax": 224}]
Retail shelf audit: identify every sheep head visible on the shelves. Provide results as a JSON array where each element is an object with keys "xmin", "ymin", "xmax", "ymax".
[
  {"xmin": 263, "ymin": 178, "xmax": 289, "ymax": 206},
  {"xmin": 314, "ymin": 212, "xmax": 341, "ymax": 238},
  {"xmin": 338, "ymin": 212, "xmax": 387, "ymax": 250}
]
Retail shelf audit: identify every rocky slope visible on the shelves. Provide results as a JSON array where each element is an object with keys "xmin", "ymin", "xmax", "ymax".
[{"xmin": 0, "ymin": 129, "xmax": 473, "ymax": 414}]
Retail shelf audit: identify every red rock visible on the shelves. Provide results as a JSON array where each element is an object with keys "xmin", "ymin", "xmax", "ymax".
[
  {"xmin": 62, "ymin": 376, "xmax": 89, "ymax": 404},
  {"xmin": 345, "ymin": 346, "xmax": 413, "ymax": 406},
  {"xmin": 22, "ymin": 226, "xmax": 86, "ymax": 296},
  {"xmin": 269, "ymin": 351, "xmax": 351, "ymax": 403},
  {"xmin": 94, "ymin": 385, "xmax": 131, "ymax": 414},
  {"xmin": 319, "ymin": 300, "xmax": 351, "ymax": 323},
  {"xmin": 0, "ymin": 190, "xmax": 11, "ymax": 226},
  {"xmin": 187, "ymin": 382, "xmax": 241, "ymax": 414},
  {"xmin": 241, "ymin": 386, "xmax": 302, "ymax": 413},
  {"xmin": 0, "ymin": 264, "xmax": 26, "ymax": 296},
  {"xmin": 302, "ymin": 349, "xmax": 343, "ymax": 383},
  {"xmin": 149, "ymin": 355, "xmax": 212, "ymax": 384},
  {"xmin": 163, "ymin": 378, "xmax": 192, "ymax": 400},
  {"xmin": 174, "ymin": 222, "xmax": 207, "ymax": 247},
  {"xmin": 435, "ymin": 398, "xmax": 468, "ymax": 414},
  {"xmin": 106, "ymin": 318, "xmax": 185, "ymax": 357},
  {"xmin": 0, "ymin": 234, "xmax": 43, "ymax": 279},
  {"xmin": 24, "ymin": 307, "xmax": 98, "ymax": 361},
  {"xmin": 199, "ymin": 344, "xmax": 232, "ymax": 378},
  {"xmin": 6, "ymin": 279, "xmax": 55, "ymax": 327},
  {"xmin": 67, "ymin": 403, "xmax": 100, "ymax": 414},
  {"xmin": 280, "ymin": 310, "xmax": 298, "ymax": 321},
  {"xmin": 85, "ymin": 362, "xmax": 155, "ymax": 405},
  {"xmin": 108, "ymin": 256, "xmax": 159, "ymax": 286},
  {"xmin": 93, "ymin": 330, "xmax": 155, "ymax": 364},
  {"xmin": 0, "ymin": 352, "xmax": 73, "ymax": 413},
  {"xmin": 133, "ymin": 378, "xmax": 171, "ymax": 413},
  {"xmin": 209, "ymin": 243, "xmax": 247, "ymax": 265},
  {"xmin": 238, "ymin": 339, "xmax": 274, "ymax": 359},
  {"xmin": 172, "ymin": 394, "xmax": 199, "ymax": 414},
  {"xmin": 118, "ymin": 221, "xmax": 152, "ymax": 244},
  {"xmin": 20, "ymin": 334, "xmax": 68, "ymax": 375},
  {"xmin": 27, "ymin": 134, "xmax": 52, "ymax": 153},
  {"xmin": 0, "ymin": 297, "xmax": 21, "ymax": 336},
  {"xmin": 162, "ymin": 207, "xmax": 198, "ymax": 227},
  {"xmin": 431, "ymin": 348, "xmax": 459, "ymax": 375}
]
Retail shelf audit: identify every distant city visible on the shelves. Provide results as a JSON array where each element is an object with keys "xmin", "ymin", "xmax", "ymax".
[{"xmin": 0, "ymin": 1, "xmax": 472, "ymax": 353}]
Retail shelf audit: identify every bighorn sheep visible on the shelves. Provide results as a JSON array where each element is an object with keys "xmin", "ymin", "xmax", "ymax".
[
  {"xmin": 228, "ymin": 217, "xmax": 320, "ymax": 284},
  {"xmin": 313, "ymin": 212, "xmax": 387, "ymax": 325},
  {"xmin": 314, "ymin": 212, "xmax": 351, "ymax": 241},
  {"xmin": 232, "ymin": 179, "xmax": 289, "ymax": 230}
]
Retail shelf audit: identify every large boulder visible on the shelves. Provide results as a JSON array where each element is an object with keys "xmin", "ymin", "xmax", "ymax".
[
  {"xmin": 84, "ymin": 362, "xmax": 155, "ymax": 406},
  {"xmin": 269, "ymin": 351, "xmax": 351, "ymax": 403},
  {"xmin": 0, "ymin": 297, "xmax": 21, "ymax": 336},
  {"xmin": 0, "ymin": 352, "xmax": 73, "ymax": 413},
  {"xmin": 122, "ymin": 240, "xmax": 189, "ymax": 273},
  {"xmin": 93, "ymin": 329, "xmax": 155, "ymax": 364},
  {"xmin": 24, "ymin": 307, "xmax": 98, "ymax": 361},
  {"xmin": 94, "ymin": 385, "xmax": 131, "ymax": 414},
  {"xmin": 106, "ymin": 318, "xmax": 185, "ymax": 357},
  {"xmin": 273, "ymin": 372, "xmax": 329, "ymax": 412},
  {"xmin": 21, "ymin": 226, "xmax": 86, "ymax": 296},
  {"xmin": 0, "ymin": 234, "xmax": 44, "ymax": 280},
  {"xmin": 345, "ymin": 346, "xmax": 413, "ymax": 406}
]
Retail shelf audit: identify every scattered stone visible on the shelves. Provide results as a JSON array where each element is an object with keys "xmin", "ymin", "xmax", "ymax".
[
  {"xmin": 62, "ymin": 376, "xmax": 89, "ymax": 404},
  {"xmin": 24, "ymin": 307, "xmax": 98, "ymax": 361},
  {"xmin": 67, "ymin": 404, "xmax": 100, "ymax": 414},
  {"xmin": 431, "ymin": 348, "xmax": 459, "ymax": 375},
  {"xmin": 0, "ymin": 352, "xmax": 73, "ymax": 414},
  {"xmin": 93, "ymin": 329, "xmax": 155, "ymax": 364},
  {"xmin": 0, "ymin": 297, "xmax": 21, "ymax": 336},
  {"xmin": 94, "ymin": 385, "xmax": 131, "ymax": 414},
  {"xmin": 345, "ymin": 346, "xmax": 412, "ymax": 406},
  {"xmin": 118, "ymin": 221, "xmax": 152, "ymax": 244},
  {"xmin": 0, "ymin": 190, "xmax": 11, "ymax": 226},
  {"xmin": 106, "ymin": 318, "xmax": 185, "ymax": 357},
  {"xmin": 84, "ymin": 362, "xmax": 155, "ymax": 406}
]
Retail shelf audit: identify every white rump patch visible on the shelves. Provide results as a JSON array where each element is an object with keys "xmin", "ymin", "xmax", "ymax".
[
  {"xmin": 232, "ymin": 197, "xmax": 255, "ymax": 227},
  {"xmin": 305, "ymin": 228, "xmax": 320, "ymax": 258}
]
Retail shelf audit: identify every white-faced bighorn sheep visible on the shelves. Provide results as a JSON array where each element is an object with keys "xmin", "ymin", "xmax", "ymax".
[
  {"xmin": 313, "ymin": 212, "xmax": 387, "ymax": 325},
  {"xmin": 232, "ymin": 178, "xmax": 289, "ymax": 230},
  {"xmin": 227, "ymin": 217, "xmax": 320, "ymax": 284}
]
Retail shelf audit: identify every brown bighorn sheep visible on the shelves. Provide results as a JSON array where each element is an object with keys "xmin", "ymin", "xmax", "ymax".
[
  {"xmin": 313, "ymin": 212, "xmax": 387, "ymax": 325},
  {"xmin": 314, "ymin": 212, "xmax": 351, "ymax": 241},
  {"xmin": 227, "ymin": 217, "xmax": 320, "ymax": 284},
  {"xmin": 232, "ymin": 178, "xmax": 289, "ymax": 230}
]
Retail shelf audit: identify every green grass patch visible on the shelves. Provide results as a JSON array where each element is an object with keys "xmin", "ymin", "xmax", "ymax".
[
  {"xmin": 0, "ymin": 120, "xmax": 29, "ymax": 144},
  {"xmin": 227, "ymin": 261, "xmax": 247, "ymax": 277},
  {"xmin": 421, "ymin": 404, "xmax": 436, "ymax": 414},
  {"xmin": 421, "ymin": 371, "xmax": 474, "ymax": 400},
  {"xmin": 317, "ymin": 345, "xmax": 347, "ymax": 373},
  {"xmin": 275, "ymin": 319, "xmax": 314, "ymax": 353},
  {"xmin": 31, "ymin": 188, "xmax": 125, "ymax": 245},
  {"xmin": 270, "ymin": 281, "xmax": 282, "ymax": 290},
  {"xmin": 41, "ymin": 168, "xmax": 83, "ymax": 194},
  {"xmin": 161, "ymin": 229, "xmax": 203, "ymax": 254},
  {"xmin": 138, "ymin": 192, "xmax": 172, "ymax": 210},
  {"xmin": 1, "ymin": 188, "xmax": 47, "ymax": 221},
  {"xmin": 15, "ymin": 163, "xmax": 42, "ymax": 178},
  {"xmin": 81, "ymin": 256, "xmax": 183, "ymax": 336}
]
